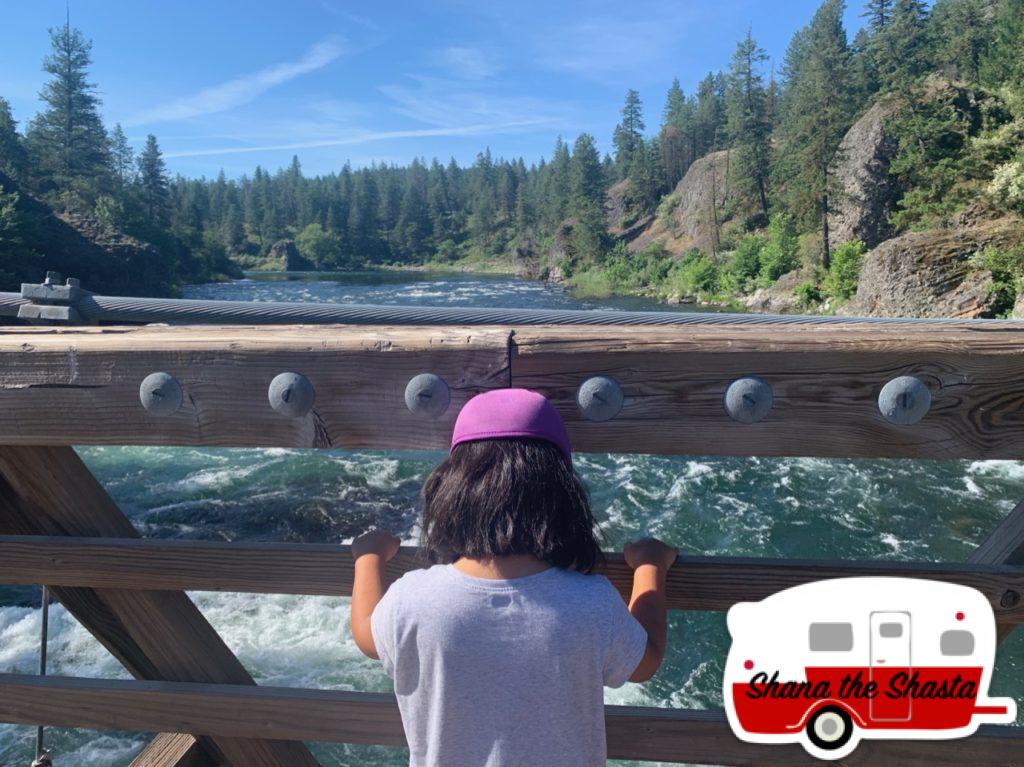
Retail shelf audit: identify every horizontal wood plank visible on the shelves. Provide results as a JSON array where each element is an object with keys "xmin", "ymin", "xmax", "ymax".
[
  {"xmin": 510, "ymin": 322, "xmax": 1024, "ymax": 459},
  {"xmin": 0, "ymin": 324, "xmax": 511, "ymax": 449},
  {"xmin": 2, "ymin": 536, "xmax": 1021, "ymax": 626},
  {"xmin": 0, "ymin": 674, "xmax": 1019, "ymax": 766},
  {"xmin": 1, "ymin": 321, "xmax": 1024, "ymax": 456}
]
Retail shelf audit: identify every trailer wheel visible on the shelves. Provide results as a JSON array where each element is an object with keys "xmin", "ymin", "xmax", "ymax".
[{"xmin": 806, "ymin": 706, "xmax": 853, "ymax": 751}]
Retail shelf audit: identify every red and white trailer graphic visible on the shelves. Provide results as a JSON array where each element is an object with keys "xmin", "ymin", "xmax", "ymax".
[{"xmin": 724, "ymin": 577, "xmax": 1017, "ymax": 759}]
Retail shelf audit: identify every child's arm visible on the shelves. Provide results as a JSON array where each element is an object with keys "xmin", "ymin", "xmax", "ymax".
[
  {"xmin": 623, "ymin": 537, "xmax": 678, "ymax": 682},
  {"xmin": 350, "ymin": 529, "xmax": 401, "ymax": 660}
]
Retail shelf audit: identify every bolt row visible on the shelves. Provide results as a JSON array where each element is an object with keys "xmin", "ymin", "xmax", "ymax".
[{"xmin": 139, "ymin": 372, "xmax": 933, "ymax": 426}]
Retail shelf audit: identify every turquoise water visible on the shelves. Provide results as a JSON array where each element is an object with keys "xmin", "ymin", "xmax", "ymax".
[{"xmin": 0, "ymin": 271, "xmax": 1021, "ymax": 766}]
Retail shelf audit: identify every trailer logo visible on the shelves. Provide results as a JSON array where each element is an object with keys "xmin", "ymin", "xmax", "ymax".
[{"xmin": 723, "ymin": 577, "xmax": 1017, "ymax": 760}]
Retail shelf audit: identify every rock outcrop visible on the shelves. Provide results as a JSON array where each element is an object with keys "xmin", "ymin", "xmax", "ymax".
[
  {"xmin": 827, "ymin": 99, "xmax": 901, "ymax": 248},
  {"xmin": 269, "ymin": 239, "xmax": 311, "ymax": 271},
  {"xmin": 626, "ymin": 150, "xmax": 733, "ymax": 256},
  {"xmin": 840, "ymin": 217, "xmax": 1024, "ymax": 319},
  {"xmin": 743, "ymin": 270, "xmax": 809, "ymax": 314}
]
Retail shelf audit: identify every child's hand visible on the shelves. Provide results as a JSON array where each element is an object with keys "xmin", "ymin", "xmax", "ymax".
[
  {"xmin": 351, "ymin": 529, "xmax": 401, "ymax": 561},
  {"xmin": 624, "ymin": 537, "xmax": 678, "ymax": 571}
]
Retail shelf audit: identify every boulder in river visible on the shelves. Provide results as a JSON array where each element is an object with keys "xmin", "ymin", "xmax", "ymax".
[{"xmin": 270, "ymin": 239, "xmax": 312, "ymax": 271}]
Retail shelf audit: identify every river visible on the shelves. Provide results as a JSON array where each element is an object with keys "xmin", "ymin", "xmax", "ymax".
[{"xmin": 0, "ymin": 271, "xmax": 1021, "ymax": 766}]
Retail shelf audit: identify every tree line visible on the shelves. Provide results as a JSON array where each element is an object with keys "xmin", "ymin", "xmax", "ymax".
[{"xmin": 1, "ymin": 0, "xmax": 1022, "ymax": 293}]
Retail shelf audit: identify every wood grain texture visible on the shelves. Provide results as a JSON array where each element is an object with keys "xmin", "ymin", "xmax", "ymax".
[
  {"xmin": 0, "ymin": 446, "xmax": 318, "ymax": 767},
  {"xmin": 128, "ymin": 734, "xmax": 213, "ymax": 767},
  {"xmin": 970, "ymin": 498, "xmax": 1024, "ymax": 642},
  {"xmin": 0, "ymin": 674, "xmax": 1020, "ymax": 766},
  {"xmin": 3, "ymin": 536, "xmax": 1023, "ymax": 628},
  {"xmin": 510, "ymin": 323, "xmax": 1024, "ymax": 458},
  {"xmin": 0, "ymin": 324, "xmax": 511, "ymax": 448},
  {"xmin": 2, "ymin": 321, "xmax": 1024, "ymax": 456}
]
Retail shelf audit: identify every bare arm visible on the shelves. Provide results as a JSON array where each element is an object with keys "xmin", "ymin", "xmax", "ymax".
[
  {"xmin": 349, "ymin": 530, "xmax": 400, "ymax": 660},
  {"xmin": 624, "ymin": 537, "xmax": 677, "ymax": 683}
]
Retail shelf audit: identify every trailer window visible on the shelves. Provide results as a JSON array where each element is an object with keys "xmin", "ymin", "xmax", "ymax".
[
  {"xmin": 940, "ymin": 630, "xmax": 974, "ymax": 656},
  {"xmin": 809, "ymin": 622, "xmax": 854, "ymax": 651},
  {"xmin": 878, "ymin": 622, "xmax": 903, "ymax": 638}
]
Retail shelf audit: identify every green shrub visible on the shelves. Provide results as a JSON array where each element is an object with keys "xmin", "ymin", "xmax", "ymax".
[
  {"xmin": 758, "ymin": 212, "xmax": 800, "ymax": 284},
  {"xmin": 655, "ymin": 193, "xmax": 681, "ymax": 223},
  {"xmin": 569, "ymin": 268, "xmax": 613, "ymax": 299},
  {"xmin": 667, "ymin": 249, "xmax": 719, "ymax": 297},
  {"xmin": 720, "ymin": 235, "xmax": 764, "ymax": 294},
  {"xmin": 972, "ymin": 244, "xmax": 1024, "ymax": 315},
  {"xmin": 823, "ymin": 240, "xmax": 867, "ymax": 300},
  {"xmin": 795, "ymin": 281, "xmax": 823, "ymax": 308},
  {"xmin": 295, "ymin": 223, "xmax": 342, "ymax": 269}
]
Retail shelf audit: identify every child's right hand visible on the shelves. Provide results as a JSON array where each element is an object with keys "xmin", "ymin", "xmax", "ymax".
[
  {"xmin": 352, "ymin": 529, "xmax": 401, "ymax": 561},
  {"xmin": 624, "ymin": 537, "xmax": 678, "ymax": 571}
]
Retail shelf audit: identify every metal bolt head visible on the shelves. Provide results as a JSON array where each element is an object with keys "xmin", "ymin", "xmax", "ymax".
[
  {"xmin": 878, "ymin": 375, "xmax": 931, "ymax": 425},
  {"xmin": 1001, "ymin": 589, "xmax": 1020, "ymax": 609},
  {"xmin": 405, "ymin": 373, "xmax": 450, "ymax": 419},
  {"xmin": 724, "ymin": 377, "xmax": 774, "ymax": 424},
  {"xmin": 139, "ymin": 372, "xmax": 183, "ymax": 416},
  {"xmin": 576, "ymin": 375, "xmax": 624, "ymax": 422},
  {"xmin": 268, "ymin": 372, "xmax": 315, "ymax": 417}
]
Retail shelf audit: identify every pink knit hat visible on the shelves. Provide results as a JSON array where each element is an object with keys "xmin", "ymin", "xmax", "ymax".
[{"xmin": 450, "ymin": 388, "xmax": 572, "ymax": 466}]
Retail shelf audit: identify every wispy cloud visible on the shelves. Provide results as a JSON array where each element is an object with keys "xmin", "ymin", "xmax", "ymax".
[
  {"xmin": 436, "ymin": 46, "xmax": 501, "ymax": 79},
  {"xmin": 380, "ymin": 75, "xmax": 569, "ymax": 130},
  {"xmin": 127, "ymin": 37, "xmax": 344, "ymax": 125},
  {"xmin": 162, "ymin": 121, "xmax": 549, "ymax": 159}
]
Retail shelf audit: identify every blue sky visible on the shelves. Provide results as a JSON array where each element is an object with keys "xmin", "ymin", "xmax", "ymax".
[{"xmin": 1, "ymin": 1, "xmax": 869, "ymax": 178}]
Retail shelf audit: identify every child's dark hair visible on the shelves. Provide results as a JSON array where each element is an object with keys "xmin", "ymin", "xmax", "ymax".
[{"xmin": 420, "ymin": 438, "xmax": 604, "ymax": 573}]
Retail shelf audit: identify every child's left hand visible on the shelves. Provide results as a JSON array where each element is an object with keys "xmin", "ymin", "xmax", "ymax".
[{"xmin": 352, "ymin": 529, "xmax": 401, "ymax": 561}]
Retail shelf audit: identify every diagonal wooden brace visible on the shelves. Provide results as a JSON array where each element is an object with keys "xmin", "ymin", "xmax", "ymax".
[
  {"xmin": 0, "ymin": 445, "xmax": 319, "ymax": 767},
  {"xmin": 970, "ymin": 497, "xmax": 1024, "ymax": 643}
]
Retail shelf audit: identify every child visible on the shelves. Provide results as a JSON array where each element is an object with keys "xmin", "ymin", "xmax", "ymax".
[{"xmin": 350, "ymin": 388, "xmax": 677, "ymax": 766}]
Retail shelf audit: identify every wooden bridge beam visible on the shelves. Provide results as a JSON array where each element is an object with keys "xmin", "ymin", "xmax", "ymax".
[
  {"xmin": 0, "ymin": 322, "xmax": 1023, "ymax": 458},
  {"xmin": 0, "ymin": 445, "xmax": 319, "ymax": 767},
  {"xmin": 1, "ymin": 535, "xmax": 1022, "ymax": 628},
  {"xmin": 0, "ymin": 673, "xmax": 1019, "ymax": 766}
]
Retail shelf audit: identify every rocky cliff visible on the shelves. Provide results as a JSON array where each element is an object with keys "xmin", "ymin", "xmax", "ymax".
[
  {"xmin": 840, "ymin": 216, "xmax": 1023, "ymax": 319},
  {"xmin": 625, "ymin": 150, "xmax": 733, "ymax": 256}
]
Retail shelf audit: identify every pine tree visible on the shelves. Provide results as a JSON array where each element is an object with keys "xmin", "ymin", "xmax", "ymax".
[
  {"xmin": 627, "ymin": 139, "xmax": 665, "ymax": 213},
  {"xmin": 569, "ymin": 133, "xmax": 604, "ymax": 219},
  {"xmin": 694, "ymin": 73, "xmax": 726, "ymax": 155},
  {"xmin": 660, "ymin": 79, "xmax": 693, "ymax": 187},
  {"xmin": 613, "ymin": 89, "xmax": 645, "ymax": 178},
  {"xmin": 773, "ymin": 0, "xmax": 855, "ymax": 268},
  {"xmin": 980, "ymin": 0, "xmax": 1024, "ymax": 88},
  {"xmin": 874, "ymin": 0, "xmax": 929, "ymax": 94},
  {"xmin": 931, "ymin": 0, "xmax": 990, "ymax": 85},
  {"xmin": 862, "ymin": 0, "xmax": 895, "ymax": 33},
  {"xmin": 726, "ymin": 31, "xmax": 772, "ymax": 215},
  {"xmin": 0, "ymin": 98, "xmax": 28, "ymax": 180},
  {"xmin": 547, "ymin": 137, "xmax": 571, "ymax": 224},
  {"xmin": 25, "ymin": 23, "xmax": 109, "ymax": 209},
  {"xmin": 109, "ymin": 123, "xmax": 134, "ymax": 186},
  {"xmin": 137, "ymin": 134, "xmax": 169, "ymax": 225}
]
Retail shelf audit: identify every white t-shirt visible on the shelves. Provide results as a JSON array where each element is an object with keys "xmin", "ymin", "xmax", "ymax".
[{"xmin": 370, "ymin": 563, "xmax": 648, "ymax": 767}]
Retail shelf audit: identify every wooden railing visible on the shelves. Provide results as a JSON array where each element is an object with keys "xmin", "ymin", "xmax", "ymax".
[{"xmin": 0, "ymin": 320, "xmax": 1022, "ymax": 766}]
